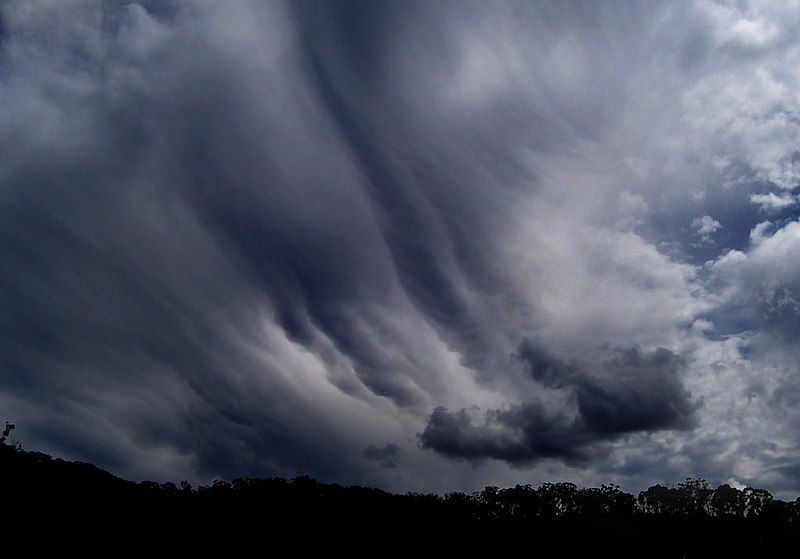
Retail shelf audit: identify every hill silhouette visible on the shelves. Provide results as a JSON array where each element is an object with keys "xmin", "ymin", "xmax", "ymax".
[{"xmin": 3, "ymin": 434, "xmax": 799, "ymax": 556}]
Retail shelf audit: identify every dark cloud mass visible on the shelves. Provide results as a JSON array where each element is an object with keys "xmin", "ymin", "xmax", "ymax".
[
  {"xmin": 2, "ymin": 0, "xmax": 800, "ymax": 496},
  {"xmin": 363, "ymin": 443, "xmax": 400, "ymax": 470},
  {"xmin": 421, "ymin": 345, "xmax": 698, "ymax": 464}
]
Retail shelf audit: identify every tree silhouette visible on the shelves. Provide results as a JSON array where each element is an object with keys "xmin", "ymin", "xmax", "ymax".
[
  {"xmin": 3, "ymin": 427, "xmax": 800, "ymax": 556},
  {"xmin": 0, "ymin": 420, "xmax": 14, "ymax": 445},
  {"xmin": 710, "ymin": 484, "xmax": 746, "ymax": 517},
  {"xmin": 744, "ymin": 487, "xmax": 774, "ymax": 517}
]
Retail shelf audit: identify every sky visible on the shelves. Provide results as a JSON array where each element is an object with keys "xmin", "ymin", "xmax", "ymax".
[{"xmin": 2, "ymin": 0, "xmax": 800, "ymax": 498}]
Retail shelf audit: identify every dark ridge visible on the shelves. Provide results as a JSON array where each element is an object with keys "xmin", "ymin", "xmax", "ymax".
[{"xmin": 3, "ymin": 440, "xmax": 799, "ymax": 556}]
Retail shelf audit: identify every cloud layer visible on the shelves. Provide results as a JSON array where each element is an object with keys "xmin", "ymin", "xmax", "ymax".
[{"xmin": 1, "ymin": 0, "xmax": 800, "ymax": 496}]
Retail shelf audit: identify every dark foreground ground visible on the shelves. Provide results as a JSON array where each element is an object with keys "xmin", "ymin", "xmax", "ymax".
[{"xmin": 3, "ymin": 441, "xmax": 799, "ymax": 556}]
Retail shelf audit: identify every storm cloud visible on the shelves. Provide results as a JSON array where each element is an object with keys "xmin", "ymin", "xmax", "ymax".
[
  {"xmin": 2, "ymin": 0, "xmax": 800, "ymax": 496},
  {"xmin": 421, "ymin": 344, "xmax": 698, "ymax": 464}
]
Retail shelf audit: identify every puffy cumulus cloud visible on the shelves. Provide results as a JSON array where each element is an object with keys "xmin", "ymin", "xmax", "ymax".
[
  {"xmin": 683, "ymin": 218, "xmax": 800, "ymax": 497},
  {"xmin": 692, "ymin": 215, "xmax": 723, "ymax": 243},
  {"xmin": 2, "ymin": 0, "xmax": 800, "ymax": 496},
  {"xmin": 710, "ymin": 219, "xmax": 800, "ymax": 325}
]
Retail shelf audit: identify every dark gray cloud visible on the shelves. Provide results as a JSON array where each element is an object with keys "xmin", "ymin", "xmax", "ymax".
[
  {"xmin": 421, "ymin": 405, "xmax": 593, "ymax": 465},
  {"xmin": 363, "ymin": 443, "xmax": 401, "ymax": 469},
  {"xmin": 1, "ymin": 0, "xmax": 800, "ymax": 496},
  {"xmin": 421, "ymin": 345, "xmax": 698, "ymax": 464}
]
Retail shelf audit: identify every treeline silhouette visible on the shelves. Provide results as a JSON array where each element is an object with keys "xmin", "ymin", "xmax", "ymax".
[{"xmin": 3, "ymin": 431, "xmax": 799, "ymax": 556}]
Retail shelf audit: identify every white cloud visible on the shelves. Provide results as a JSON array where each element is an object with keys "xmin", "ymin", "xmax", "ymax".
[
  {"xmin": 750, "ymin": 192, "xmax": 798, "ymax": 212},
  {"xmin": 692, "ymin": 215, "xmax": 723, "ymax": 242}
]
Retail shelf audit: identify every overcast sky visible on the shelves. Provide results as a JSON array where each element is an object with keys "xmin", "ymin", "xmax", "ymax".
[{"xmin": 2, "ymin": 0, "xmax": 800, "ymax": 497}]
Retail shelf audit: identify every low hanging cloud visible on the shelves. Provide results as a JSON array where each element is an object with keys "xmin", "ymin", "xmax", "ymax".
[
  {"xmin": 2, "ymin": 0, "xmax": 800, "ymax": 496},
  {"xmin": 421, "ymin": 344, "xmax": 698, "ymax": 465}
]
